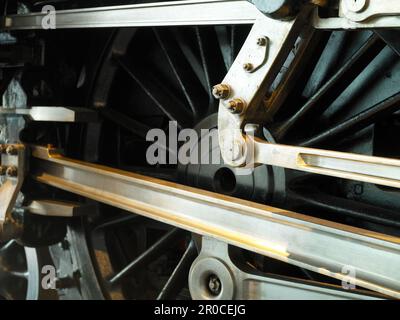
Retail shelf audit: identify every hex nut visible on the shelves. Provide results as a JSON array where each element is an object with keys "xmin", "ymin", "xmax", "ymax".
[
  {"xmin": 243, "ymin": 63, "xmax": 254, "ymax": 72},
  {"xmin": 257, "ymin": 37, "xmax": 267, "ymax": 46},
  {"xmin": 6, "ymin": 145, "xmax": 18, "ymax": 155},
  {"xmin": 212, "ymin": 84, "xmax": 231, "ymax": 100},
  {"xmin": 6, "ymin": 166, "xmax": 18, "ymax": 177},
  {"xmin": 227, "ymin": 99, "xmax": 246, "ymax": 114}
]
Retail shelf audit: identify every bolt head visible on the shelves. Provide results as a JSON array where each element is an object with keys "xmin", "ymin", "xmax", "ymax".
[
  {"xmin": 6, "ymin": 145, "xmax": 17, "ymax": 155},
  {"xmin": 227, "ymin": 99, "xmax": 245, "ymax": 114},
  {"xmin": 243, "ymin": 63, "xmax": 254, "ymax": 72},
  {"xmin": 212, "ymin": 84, "xmax": 231, "ymax": 100},
  {"xmin": 6, "ymin": 166, "xmax": 18, "ymax": 177},
  {"xmin": 345, "ymin": 0, "xmax": 366, "ymax": 12},
  {"xmin": 257, "ymin": 37, "xmax": 267, "ymax": 46},
  {"xmin": 0, "ymin": 145, "xmax": 6, "ymax": 154},
  {"xmin": 0, "ymin": 166, "xmax": 6, "ymax": 176},
  {"xmin": 208, "ymin": 275, "xmax": 222, "ymax": 296}
]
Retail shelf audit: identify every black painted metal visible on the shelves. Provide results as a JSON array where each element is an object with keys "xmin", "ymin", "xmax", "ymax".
[
  {"xmin": 272, "ymin": 35, "xmax": 385, "ymax": 141},
  {"xmin": 298, "ymin": 91, "xmax": 400, "ymax": 147},
  {"xmin": 154, "ymin": 28, "xmax": 206, "ymax": 121},
  {"xmin": 115, "ymin": 55, "xmax": 193, "ymax": 128},
  {"xmin": 109, "ymin": 228, "xmax": 184, "ymax": 285},
  {"xmin": 288, "ymin": 188, "xmax": 400, "ymax": 229},
  {"xmin": 376, "ymin": 30, "xmax": 400, "ymax": 57}
]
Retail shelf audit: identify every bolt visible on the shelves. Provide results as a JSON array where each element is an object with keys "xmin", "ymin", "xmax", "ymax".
[
  {"xmin": 0, "ymin": 144, "xmax": 6, "ymax": 154},
  {"xmin": 345, "ymin": 0, "xmax": 367, "ymax": 13},
  {"xmin": 227, "ymin": 99, "xmax": 246, "ymax": 114},
  {"xmin": 6, "ymin": 145, "xmax": 17, "ymax": 155},
  {"xmin": 208, "ymin": 275, "xmax": 222, "ymax": 296},
  {"xmin": 223, "ymin": 139, "xmax": 244, "ymax": 162},
  {"xmin": 0, "ymin": 166, "xmax": 6, "ymax": 176},
  {"xmin": 256, "ymin": 37, "xmax": 267, "ymax": 46},
  {"xmin": 243, "ymin": 63, "xmax": 254, "ymax": 72},
  {"xmin": 6, "ymin": 166, "xmax": 18, "ymax": 177},
  {"xmin": 212, "ymin": 84, "xmax": 231, "ymax": 100}
]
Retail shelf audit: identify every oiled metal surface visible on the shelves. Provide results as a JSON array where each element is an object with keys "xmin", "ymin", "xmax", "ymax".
[
  {"xmin": 2, "ymin": 0, "xmax": 261, "ymax": 30},
  {"xmin": 31, "ymin": 145, "xmax": 400, "ymax": 298}
]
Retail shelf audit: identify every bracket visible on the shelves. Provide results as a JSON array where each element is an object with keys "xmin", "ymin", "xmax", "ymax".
[{"xmin": 189, "ymin": 237, "xmax": 383, "ymax": 299}]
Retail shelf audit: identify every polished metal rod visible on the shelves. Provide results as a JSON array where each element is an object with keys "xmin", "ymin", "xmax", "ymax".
[
  {"xmin": 2, "ymin": 0, "xmax": 260, "ymax": 30},
  {"xmin": 30, "ymin": 145, "xmax": 400, "ymax": 298}
]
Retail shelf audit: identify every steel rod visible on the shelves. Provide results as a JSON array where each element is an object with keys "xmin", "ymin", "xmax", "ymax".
[
  {"xmin": 30, "ymin": 145, "xmax": 400, "ymax": 298},
  {"xmin": 2, "ymin": 0, "xmax": 261, "ymax": 30}
]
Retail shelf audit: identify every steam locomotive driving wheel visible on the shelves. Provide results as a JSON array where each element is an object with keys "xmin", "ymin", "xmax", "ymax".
[{"xmin": 1, "ymin": 0, "xmax": 400, "ymax": 300}]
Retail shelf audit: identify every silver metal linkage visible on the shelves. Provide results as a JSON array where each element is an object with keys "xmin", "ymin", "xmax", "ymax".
[
  {"xmin": 314, "ymin": 0, "xmax": 400, "ymax": 29},
  {"xmin": 0, "ymin": 106, "xmax": 97, "ymax": 122},
  {"xmin": 2, "ymin": 0, "xmax": 262, "ymax": 30},
  {"xmin": 3, "ymin": 0, "xmax": 400, "ymax": 31},
  {"xmin": 189, "ymin": 237, "xmax": 383, "ymax": 300},
  {"xmin": 31, "ymin": 145, "xmax": 400, "ymax": 298}
]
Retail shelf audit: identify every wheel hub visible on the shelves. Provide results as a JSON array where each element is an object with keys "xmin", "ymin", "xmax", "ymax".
[{"xmin": 178, "ymin": 114, "xmax": 285, "ymax": 203}]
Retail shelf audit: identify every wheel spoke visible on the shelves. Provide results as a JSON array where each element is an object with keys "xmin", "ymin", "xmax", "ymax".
[
  {"xmin": 157, "ymin": 240, "xmax": 197, "ymax": 300},
  {"xmin": 196, "ymin": 26, "xmax": 226, "ymax": 112},
  {"xmin": 154, "ymin": 28, "xmax": 206, "ymax": 120},
  {"xmin": 303, "ymin": 31, "xmax": 348, "ymax": 98},
  {"xmin": 375, "ymin": 30, "xmax": 400, "ymax": 56},
  {"xmin": 288, "ymin": 188, "xmax": 400, "ymax": 229},
  {"xmin": 298, "ymin": 91, "xmax": 400, "ymax": 147},
  {"xmin": 108, "ymin": 228, "xmax": 183, "ymax": 285},
  {"xmin": 215, "ymin": 26, "xmax": 233, "ymax": 70},
  {"xmin": 94, "ymin": 215, "xmax": 141, "ymax": 231},
  {"xmin": 0, "ymin": 240, "xmax": 16, "ymax": 252},
  {"xmin": 115, "ymin": 56, "xmax": 192, "ymax": 128},
  {"xmin": 172, "ymin": 29, "xmax": 209, "ymax": 93},
  {"xmin": 100, "ymin": 108, "xmax": 152, "ymax": 140},
  {"xmin": 273, "ymin": 35, "xmax": 385, "ymax": 141}
]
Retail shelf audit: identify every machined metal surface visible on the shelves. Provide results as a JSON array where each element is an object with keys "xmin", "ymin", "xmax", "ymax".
[
  {"xmin": 313, "ymin": 6, "xmax": 400, "ymax": 30},
  {"xmin": 340, "ymin": 0, "xmax": 400, "ymax": 23},
  {"xmin": 3, "ymin": 0, "xmax": 400, "ymax": 31},
  {"xmin": 2, "ymin": 0, "xmax": 400, "ymax": 301},
  {"xmin": 30, "ymin": 145, "xmax": 400, "ymax": 298},
  {"xmin": 2, "ymin": 0, "xmax": 262, "ymax": 30},
  {"xmin": 217, "ymin": 11, "xmax": 312, "ymax": 167},
  {"xmin": 190, "ymin": 237, "xmax": 382, "ymax": 300},
  {"xmin": 215, "ymin": 5, "xmax": 400, "ymax": 190},
  {"xmin": 0, "ymin": 107, "xmax": 97, "ymax": 122},
  {"xmin": 250, "ymin": 137, "xmax": 400, "ymax": 189},
  {"xmin": 27, "ymin": 200, "xmax": 89, "ymax": 217}
]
